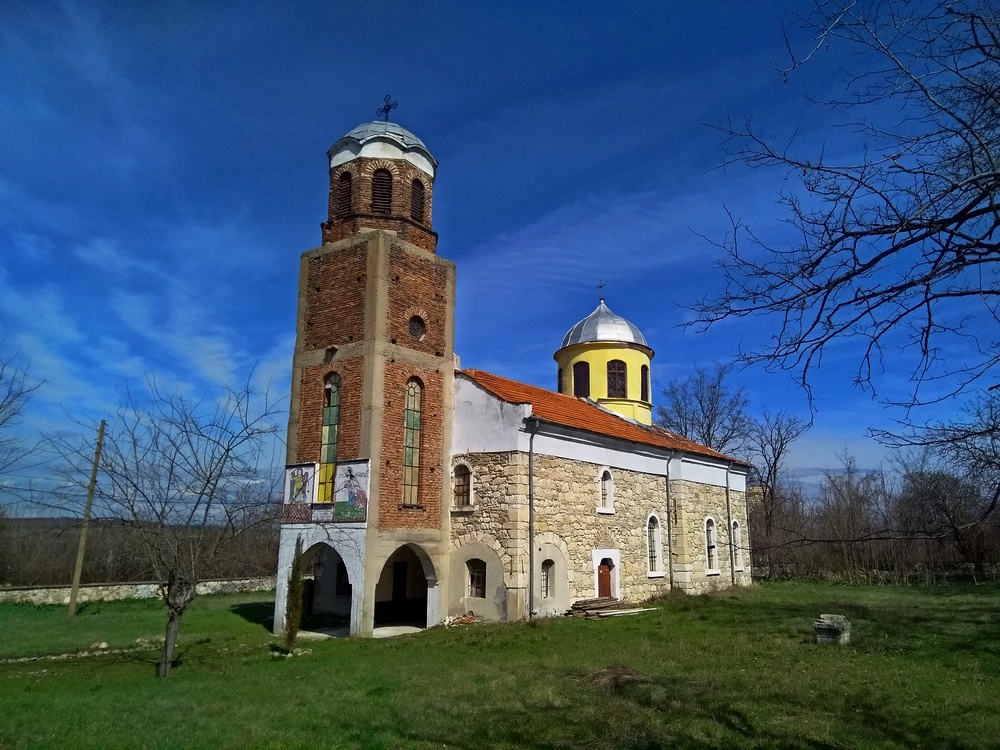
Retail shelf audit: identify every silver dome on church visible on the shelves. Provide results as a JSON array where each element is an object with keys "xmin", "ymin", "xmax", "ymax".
[
  {"xmin": 333, "ymin": 121, "xmax": 430, "ymax": 151},
  {"xmin": 560, "ymin": 299, "xmax": 650, "ymax": 350}
]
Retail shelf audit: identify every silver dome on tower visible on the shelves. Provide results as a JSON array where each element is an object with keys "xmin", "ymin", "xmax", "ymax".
[
  {"xmin": 559, "ymin": 299, "xmax": 650, "ymax": 351},
  {"xmin": 331, "ymin": 121, "xmax": 432, "ymax": 154}
]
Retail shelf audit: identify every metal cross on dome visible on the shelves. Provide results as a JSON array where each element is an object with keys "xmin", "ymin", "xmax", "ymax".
[
  {"xmin": 376, "ymin": 95, "xmax": 398, "ymax": 122},
  {"xmin": 597, "ymin": 280, "xmax": 607, "ymax": 300}
]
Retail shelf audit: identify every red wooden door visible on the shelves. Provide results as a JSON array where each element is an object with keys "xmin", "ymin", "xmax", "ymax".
[{"xmin": 598, "ymin": 562, "xmax": 612, "ymax": 598}]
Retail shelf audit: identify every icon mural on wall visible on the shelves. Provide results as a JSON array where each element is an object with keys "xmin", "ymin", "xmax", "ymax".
[
  {"xmin": 282, "ymin": 460, "xmax": 368, "ymax": 523},
  {"xmin": 283, "ymin": 463, "xmax": 317, "ymax": 505},
  {"xmin": 333, "ymin": 461, "xmax": 369, "ymax": 521}
]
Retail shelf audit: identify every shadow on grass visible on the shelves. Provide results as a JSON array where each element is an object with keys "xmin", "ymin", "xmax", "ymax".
[
  {"xmin": 550, "ymin": 662, "xmax": 974, "ymax": 750},
  {"xmin": 230, "ymin": 601, "xmax": 274, "ymax": 633}
]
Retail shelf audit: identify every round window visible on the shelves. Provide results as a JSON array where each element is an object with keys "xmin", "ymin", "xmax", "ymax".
[{"xmin": 408, "ymin": 316, "xmax": 426, "ymax": 340}]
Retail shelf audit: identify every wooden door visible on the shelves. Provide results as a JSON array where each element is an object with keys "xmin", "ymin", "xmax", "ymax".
[{"xmin": 598, "ymin": 562, "xmax": 612, "ymax": 598}]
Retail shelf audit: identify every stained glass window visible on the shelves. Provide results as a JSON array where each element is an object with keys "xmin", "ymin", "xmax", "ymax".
[
  {"xmin": 318, "ymin": 374, "xmax": 341, "ymax": 503},
  {"xmin": 402, "ymin": 379, "xmax": 422, "ymax": 507}
]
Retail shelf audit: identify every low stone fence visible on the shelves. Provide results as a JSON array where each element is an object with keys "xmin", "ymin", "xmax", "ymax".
[{"xmin": 0, "ymin": 577, "xmax": 276, "ymax": 606}]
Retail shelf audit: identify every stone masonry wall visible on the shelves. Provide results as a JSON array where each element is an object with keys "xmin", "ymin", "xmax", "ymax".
[
  {"xmin": 448, "ymin": 450, "xmax": 752, "ymax": 611},
  {"xmin": 532, "ymin": 455, "xmax": 672, "ymax": 604},
  {"xmin": 0, "ymin": 577, "xmax": 275, "ymax": 606},
  {"xmin": 449, "ymin": 452, "xmax": 527, "ymax": 583},
  {"xmin": 670, "ymin": 479, "xmax": 751, "ymax": 594}
]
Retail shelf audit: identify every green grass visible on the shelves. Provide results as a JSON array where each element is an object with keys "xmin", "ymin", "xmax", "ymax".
[{"xmin": 1, "ymin": 583, "xmax": 998, "ymax": 749}]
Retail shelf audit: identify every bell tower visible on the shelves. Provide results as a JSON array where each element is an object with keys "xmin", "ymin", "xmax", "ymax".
[{"xmin": 277, "ymin": 111, "xmax": 456, "ymax": 637}]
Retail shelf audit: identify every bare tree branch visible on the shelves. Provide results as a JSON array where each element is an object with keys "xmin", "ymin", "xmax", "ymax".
[{"xmin": 693, "ymin": 1, "xmax": 1000, "ymax": 409}]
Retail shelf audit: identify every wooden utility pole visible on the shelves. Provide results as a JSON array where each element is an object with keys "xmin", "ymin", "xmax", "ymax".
[{"xmin": 68, "ymin": 419, "xmax": 106, "ymax": 616}]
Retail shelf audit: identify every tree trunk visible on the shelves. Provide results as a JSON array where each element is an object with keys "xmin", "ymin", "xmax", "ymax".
[{"xmin": 157, "ymin": 579, "xmax": 197, "ymax": 677}]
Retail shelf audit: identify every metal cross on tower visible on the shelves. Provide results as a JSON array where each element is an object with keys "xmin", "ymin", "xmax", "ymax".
[
  {"xmin": 597, "ymin": 280, "xmax": 607, "ymax": 299},
  {"xmin": 376, "ymin": 95, "xmax": 398, "ymax": 122}
]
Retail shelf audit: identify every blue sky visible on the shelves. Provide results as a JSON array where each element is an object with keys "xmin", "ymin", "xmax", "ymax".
[{"xmin": 1, "ymin": 1, "xmax": 950, "ymax": 503}]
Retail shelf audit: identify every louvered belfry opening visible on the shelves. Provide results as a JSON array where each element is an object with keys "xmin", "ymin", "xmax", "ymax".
[
  {"xmin": 337, "ymin": 172, "xmax": 352, "ymax": 216},
  {"xmin": 371, "ymin": 169, "xmax": 393, "ymax": 214},
  {"xmin": 410, "ymin": 179, "xmax": 425, "ymax": 222}
]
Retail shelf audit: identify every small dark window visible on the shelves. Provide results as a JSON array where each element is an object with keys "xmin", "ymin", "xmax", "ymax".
[
  {"xmin": 541, "ymin": 559, "xmax": 554, "ymax": 598},
  {"xmin": 557, "ymin": 368, "xmax": 563, "ymax": 393},
  {"xmin": 410, "ymin": 179, "xmax": 425, "ymax": 222},
  {"xmin": 372, "ymin": 169, "xmax": 392, "ymax": 214},
  {"xmin": 705, "ymin": 519, "xmax": 717, "ymax": 570},
  {"xmin": 608, "ymin": 360, "xmax": 627, "ymax": 398},
  {"xmin": 573, "ymin": 361, "xmax": 590, "ymax": 398},
  {"xmin": 337, "ymin": 172, "xmax": 352, "ymax": 216},
  {"xmin": 641, "ymin": 364, "xmax": 649, "ymax": 402},
  {"xmin": 454, "ymin": 464, "xmax": 471, "ymax": 506},
  {"xmin": 600, "ymin": 470, "xmax": 613, "ymax": 510},
  {"xmin": 409, "ymin": 316, "xmax": 425, "ymax": 340},
  {"xmin": 467, "ymin": 559, "xmax": 486, "ymax": 598}
]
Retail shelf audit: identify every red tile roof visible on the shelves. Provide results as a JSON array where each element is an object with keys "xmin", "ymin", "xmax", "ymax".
[{"xmin": 458, "ymin": 369, "xmax": 745, "ymax": 465}]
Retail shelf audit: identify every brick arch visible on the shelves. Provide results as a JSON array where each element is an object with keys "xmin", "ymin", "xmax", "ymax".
[
  {"xmin": 404, "ymin": 305, "xmax": 430, "ymax": 324},
  {"xmin": 358, "ymin": 158, "xmax": 401, "ymax": 178}
]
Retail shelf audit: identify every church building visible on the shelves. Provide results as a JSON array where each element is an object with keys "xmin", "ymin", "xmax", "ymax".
[{"xmin": 272, "ymin": 117, "xmax": 750, "ymax": 637}]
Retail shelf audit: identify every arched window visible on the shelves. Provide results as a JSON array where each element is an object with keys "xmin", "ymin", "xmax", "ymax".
[
  {"xmin": 557, "ymin": 368, "xmax": 563, "ymax": 393},
  {"xmin": 318, "ymin": 374, "xmax": 341, "ymax": 503},
  {"xmin": 372, "ymin": 169, "xmax": 392, "ymax": 214},
  {"xmin": 599, "ymin": 469, "xmax": 614, "ymax": 512},
  {"xmin": 540, "ymin": 559, "xmax": 554, "ymax": 599},
  {"xmin": 402, "ymin": 378, "xmax": 422, "ymax": 507},
  {"xmin": 705, "ymin": 518, "xmax": 718, "ymax": 572},
  {"xmin": 573, "ymin": 361, "xmax": 590, "ymax": 398},
  {"xmin": 337, "ymin": 172, "xmax": 352, "ymax": 217},
  {"xmin": 641, "ymin": 364, "xmax": 650, "ymax": 402},
  {"xmin": 647, "ymin": 515, "xmax": 663, "ymax": 575},
  {"xmin": 607, "ymin": 360, "xmax": 627, "ymax": 398},
  {"xmin": 732, "ymin": 521, "xmax": 744, "ymax": 571},
  {"xmin": 410, "ymin": 179, "xmax": 425, "ymax": 222},
  {"xmin": 453, "ymin": 464, "xmax": 471, "ymax": 506},
  {"xmin": 467, "ymin": 558, "xmax": 486, "ymax": 598}
]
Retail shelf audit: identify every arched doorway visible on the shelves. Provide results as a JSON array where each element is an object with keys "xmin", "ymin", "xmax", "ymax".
[
  {"xmin": 374, "ymin": 544, "xmax": 436, "ymax": 628},
  {"xmin": 298, "ymin": 543, "xmax": 352, "ymax": 631}
]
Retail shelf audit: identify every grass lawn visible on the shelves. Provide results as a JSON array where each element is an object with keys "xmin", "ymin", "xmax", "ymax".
[{"xmin": 0, "ymin": 582, "xmax": 997, "ymax": 749}]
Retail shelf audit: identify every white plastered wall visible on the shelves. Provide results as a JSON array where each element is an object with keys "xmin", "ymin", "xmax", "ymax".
[{"xmin": 273, "ymin": 524, "xmax": 366, "ymax": 637}]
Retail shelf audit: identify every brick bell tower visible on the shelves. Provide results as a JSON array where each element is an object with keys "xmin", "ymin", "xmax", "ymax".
[{"xmin": 275, "ymin": 112, "xmax": 456, "ymax": 637}]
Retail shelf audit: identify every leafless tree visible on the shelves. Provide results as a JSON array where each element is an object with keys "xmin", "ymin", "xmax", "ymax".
[
  {"xmin": 744, "ymin": 409, "xmax": 809, "ymax": 576},
  {"xmin": 57, "ymin": 379, "xmax": 282, "ymax": 676},
  {"xmin": 655, "ymin": 363, "xmax": 751, "ymax": 455},
  {"xmin": 694, "ymin": 1, "xmax": 1000, "ymax": 408},
  {"xmin": 907, "ymin": 389, "xmax": 1000, "ymax": 530},
  {"xmin": 0, "ymin": 344, "xmax": 40, "ymax": 479}
]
